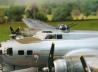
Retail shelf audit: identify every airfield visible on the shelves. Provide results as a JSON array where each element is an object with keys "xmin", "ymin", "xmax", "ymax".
[
  {"xmin": 0, "ymin": 20, "xmax": 98, "ymax": 42},
  {"xmin": 1, "ymin": 20, "xmax": 98, "ymax": 72}
]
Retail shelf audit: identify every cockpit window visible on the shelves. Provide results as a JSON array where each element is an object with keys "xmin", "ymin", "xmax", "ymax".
[
  {"xmin": 18, "ymin": 50, "xmax": 24, "ymax": 55},
  {"xmin": 7, "ymin": 48, "xmax": 13, "ymax": 56},
  {"xmin": 27, "ymin": 50, "xmax": 32, "ymax": 55},
  {"xmin": 57, "ymin": 34, "xmax": 62, "ymax": 39},
  {"xmin": 45, "ymin": 34, "xmax": 56, "ymax": 39},
  {"xmin": 45, "ymin": 34, "xmax": 62, "ymax": 39}
]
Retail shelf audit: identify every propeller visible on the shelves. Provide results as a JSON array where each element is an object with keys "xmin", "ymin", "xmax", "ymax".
[
  {"xmin": 80, "ymin": 56, "xmax": 91, "ymax": 72},
  {"xmin": 0, "ymin": 43, "xmax": 3, "ymax": 71},
  {"xmin": 57, "ymin": 23, "xmax": 77, "ymax": 30},
  {"xmin": 10, "ymin": 26, "xmax": 15, "ymax": 34},
  {"xmin": 0, "ymin": 43, "xmax": 1, "ymax": 47},
  {"xmin": 65, "ymin": 23, "xmax": 78, "ymax": 31},
  {"xmin": 9, "ymin": 26, "xmax": 21, "ymax": 39},
  {"xmin": 48, "ymin": 43, "xmax": 55, "ymax": 72}
]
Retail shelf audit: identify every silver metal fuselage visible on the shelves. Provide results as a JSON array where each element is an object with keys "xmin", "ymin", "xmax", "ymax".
[{"xmin": 1, "ymin": 37, "xmax": 98, "ymax": 67}]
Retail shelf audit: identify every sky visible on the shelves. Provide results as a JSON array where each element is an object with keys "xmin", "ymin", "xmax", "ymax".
[
  {"xmin": 0, "ymin": 0, "xmax": 66, "ymax": 6},
  {"xmin": 0, "ymin": 0, "xmax": 97, "ymax": 6}
]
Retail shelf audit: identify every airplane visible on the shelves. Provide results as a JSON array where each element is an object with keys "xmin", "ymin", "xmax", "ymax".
[{"xmin": 0, "ymin": 18, "xmax": 98, "ymax": 72}]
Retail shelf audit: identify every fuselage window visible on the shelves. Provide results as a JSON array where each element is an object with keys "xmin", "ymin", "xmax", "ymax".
[
  {"xmin": 27, "ymin": 50, "xmax": 32, "ymax": 55},
  {"xmin": 7, "ymin": 48, "xmax": 13, "ymax": 56},
  {"xmin": 18, "ymin": 50, "xmax": 24, "ymax": 55},
  {"xmin": 57, "ymin": 34, "xmax": 62, "ymax": 39}
]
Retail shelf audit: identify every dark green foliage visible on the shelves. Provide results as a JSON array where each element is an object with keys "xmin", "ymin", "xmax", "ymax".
[
  {"xmin": 25, "ymin": 4, "xmax": 47, "ymax": 21},
  {"xmin": 2, "ymin": 0, "xmax": 98, "ymax": 21},
  {"xmin": 52, "ymin": 4, "xmax": 72, "ymax": 21},
  {"xmin": 36, "ymin": 11, "xmax": 47, "ymax": 21},
  {"xmin": 4, "ymin": 6, "xmax": 25, "ymax": 21}
]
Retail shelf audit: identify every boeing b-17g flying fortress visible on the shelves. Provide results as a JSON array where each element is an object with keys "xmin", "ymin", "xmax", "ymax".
[{"xmin": 0, "ymin": 18, "xmax": 98, "ymax": 72}]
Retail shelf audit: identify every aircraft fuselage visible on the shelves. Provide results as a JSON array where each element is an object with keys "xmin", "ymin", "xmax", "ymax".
[{"xmin": 1, "ymin": 37, "xmax": 98, "ymax": 67}]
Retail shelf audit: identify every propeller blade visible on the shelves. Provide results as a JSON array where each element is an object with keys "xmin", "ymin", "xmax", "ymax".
[
  {"xmin": 48, "ymin": 43, "xmax": 55, "ymax": 72},
  {"xmin": 80, "ymin": 56, "xmax": 91, "ymax": 72},
  {"xmin": 0, "ymin": 43, "xmax": 1, "ymax": 47},
  {"xmin": 15, "ymin": 27, "xmax": 20, "ymax": 35},
  {"xmin": 9, "ymin": 26, "xmax": 15, "ymax": 34}
]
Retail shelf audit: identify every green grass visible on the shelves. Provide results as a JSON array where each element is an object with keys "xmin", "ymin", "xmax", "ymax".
[
  {"xmin": 48, "ymin": 20, "xmax": 98, "ymax": 31},
  {"xmin": 0, "ymin": 22, "xmax": 26, "ymax": 42},
  {"xmin": 0, "ymin": 20, "xmax": 98, "ymax": 42}
]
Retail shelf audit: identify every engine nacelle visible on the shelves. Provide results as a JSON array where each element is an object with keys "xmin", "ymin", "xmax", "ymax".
[{"xmin": 54, "ymin": 59, "xmax": 67, "ymax": 72}]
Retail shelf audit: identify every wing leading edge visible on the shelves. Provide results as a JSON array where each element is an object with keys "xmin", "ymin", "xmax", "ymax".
[{"xmin": 22, "ymin": 18, "xmax": 56, "ymax": 30}]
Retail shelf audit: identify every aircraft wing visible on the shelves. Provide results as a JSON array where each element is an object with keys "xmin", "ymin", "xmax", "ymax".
[
  {"xmin": 85, "ymin": 57, "xmax": 98, "ymax": 71},
  {"xmin": 11, "ymin": 67, "xmax": 37, "ymax": 72},
  {"xmin": 64, "ymin": 56, "xmax": 98, "ymax": 72},
  {"xmin": 22, "ymin": 18, "xmax": 56, "ymax": 30}
]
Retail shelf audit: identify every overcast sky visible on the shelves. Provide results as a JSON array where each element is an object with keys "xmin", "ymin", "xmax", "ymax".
[
  {"xmin": 0, "ymin": 0, "xmax": 96, "ymax": 6},
  {"xmin": 0, "ymin": 0, "xmax": 66, "ymax": 6}
]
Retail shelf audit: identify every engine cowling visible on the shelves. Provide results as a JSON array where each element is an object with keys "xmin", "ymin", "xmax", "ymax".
[{"xmin": 54, "ymin": 59, "xmax": 67, "ymax": 72}]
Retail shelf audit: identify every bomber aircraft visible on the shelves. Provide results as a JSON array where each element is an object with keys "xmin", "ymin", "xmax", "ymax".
[{"xmin": 0, "ymin": 18, "xmax": 98, "ymax": 72}]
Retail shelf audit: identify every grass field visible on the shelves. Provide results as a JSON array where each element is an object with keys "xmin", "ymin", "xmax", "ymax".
[
  {"xmin": 49, "ymin": 20, "xmax": 98, "ymax": 30},
  {"xmin": 0, "ymin": 20, "xmax": 98, "ymax": 42},
  {"xmin": 0, "ymin": 22, "xmax": 26, "ymax": 42}
]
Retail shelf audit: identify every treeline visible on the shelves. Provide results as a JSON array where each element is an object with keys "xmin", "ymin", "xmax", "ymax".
[{"xmin": 1, "ymin": 0, "xmax": 98, "ymax": 22}]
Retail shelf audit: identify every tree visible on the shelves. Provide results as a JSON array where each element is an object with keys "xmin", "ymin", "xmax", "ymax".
[
  {"xmin": 52, "ymin": 3, "xmax": 72, "ymax": 21},
  {"xmin": 4, "ymin": 6, "xmax": 25, "ymax": 21},
  {"xmin": 25, "ymin": 2, "xmax": 38, "ymax": 19},
  {"xmin": 25, "ymin": 3, "xmax": 47, "ymax": 21},
  {"xmin": 79, "ymin": 0, "xmax": 98, "ymax": 16},
  {"xmin": 36, "ymin": 11, "xmax": 47, "ymax": 21}
]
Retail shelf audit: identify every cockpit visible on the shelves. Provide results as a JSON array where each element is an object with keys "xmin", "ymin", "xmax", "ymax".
[
  {"xmin": 33, "ymin": 30, "xmax": 98, "ymax": 40},
  {"xmin": 45, "ymin": 34, "xmax": 62, "ymax": 39},
  {"xmin": 33, "ymin": 30, "xmax": 63, "ymax": 40},
  {"xmin": 15, "ymin": 30, "xmax": 98, "ymax": 44}
]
